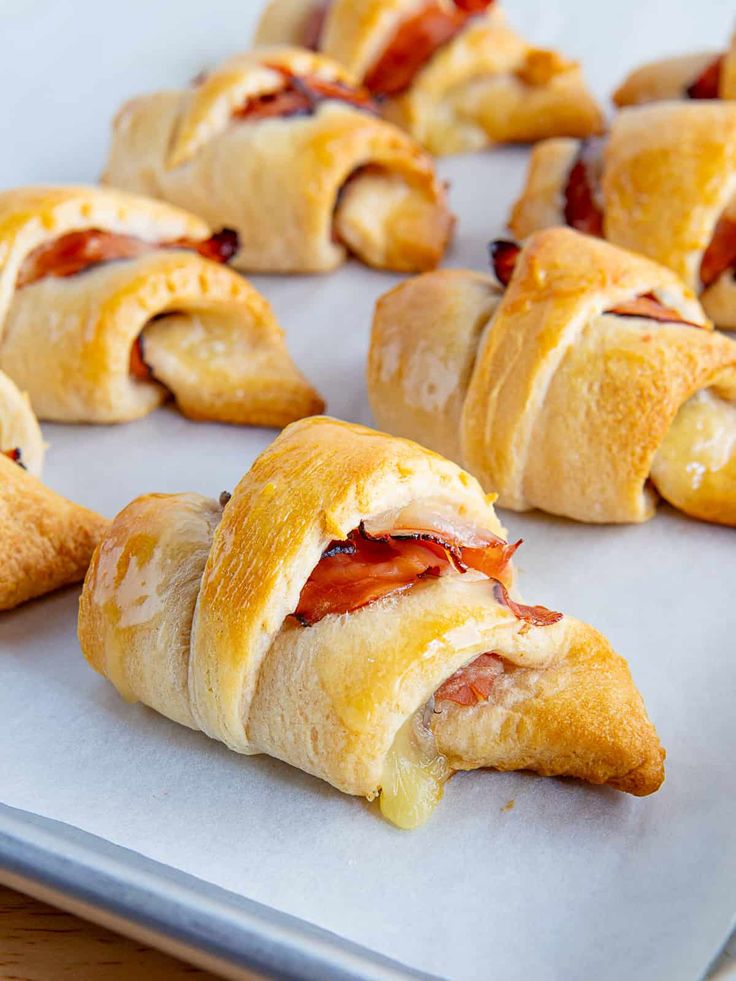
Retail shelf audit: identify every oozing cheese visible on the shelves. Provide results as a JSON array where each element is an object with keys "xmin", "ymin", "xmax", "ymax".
[
  {"xmin": 651, "ymin": 389, "xmax": 736, "ymax": 526},
  {"xmin": 379, "ymin": 707, "xmax": 451, "ymax": 829}
]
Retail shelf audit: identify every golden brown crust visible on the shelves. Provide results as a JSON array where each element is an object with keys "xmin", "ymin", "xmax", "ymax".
[
  {"xmin": 0, "ymin": 369, "xmax": 44, "ymax": 476},
  {"xmin": 102, "ymin": 47, "xmax": 452, "ymax": 273},
  {"xmin": 507, "ymin": 137, "xmax": 579, "ymax": 240},
  {"xmin": 79, "ymin": 417, "xmax": 664, "ymax": 814},
  {"xmin": 255, "ymin": 2, "xmax": 603, "ymax": 155},
  {"xmin": 368, "ymin": 269, "xmax": 502, "ymax": 462},
  {"xmin": 0, "ymin": 455, "xmax": 108, "ymax": 611},
  {"xmin": 369, "ymin": 228, "xmax": 736, "ymax": 523},
  {"xmin": 603, "ymin": 103, "xmax": 736, "ymax": 291},
  {"xmin": 0, "ymin": 185, "xmax": 323, "ymax": 425}
]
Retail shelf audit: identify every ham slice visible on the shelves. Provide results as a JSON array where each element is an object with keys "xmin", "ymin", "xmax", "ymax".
[
  {"xmin": 435, "ymin": 652, "xmax": 504, "ymax": 706},
  {"xmin": 564, "ymin": 143, "xmax": 604, "ymax": 237},
  {"xmin": 364, "ymin": 0, "xmax": 495, "ymax": 97},
  {"xmin": 2, "ymin": 448, "xmax": 24, "ymax": 467},
  {"xmin": 294, "ymin": 517, "xmax": 535, "ymax": 627},
  {"xmin": 700, "ymin": 213, "xmax": 736, "ymax": 288},
  {"xmin": 686, "ymin": 54, "xmax": 723, "ymax": 100},
  {"xmin": 492, "ymin": 580, "xmax": 563, "ymax": 627},
  {"xmin": 303, "ymin": 1, "xmax": 330, "ymax": 50},
  {"xmin": 233, "ymin": 71, "xmax": 377, "ymax": 122},
  {"xmin": 17, "ymin": 228, "xmax": 239, "ymax": 288},
  {"xmin": 488, "ymin": 239, "xmax": 521, "ymax": 288},
  {"xmin": 608, "ymin": 293, "xmax": 706, "ymax": 329}
]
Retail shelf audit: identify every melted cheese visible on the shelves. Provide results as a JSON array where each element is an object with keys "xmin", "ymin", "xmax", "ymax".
[
  {"xmin": 379, "ymin": 708, "xmax": 451, "ymax": 830},
  {"xmin": 651, "ymin": 389, "xmax": 736, "ymax": 526}
]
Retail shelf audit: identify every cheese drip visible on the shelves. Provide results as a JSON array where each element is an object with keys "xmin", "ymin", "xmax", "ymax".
[
  {"xmin": 650, "ymin": 389, "xmax": 736, "ymax": 526},
  {"xmin": 380, "ymin": 706, "xmax": 451, "ymax": 829}
]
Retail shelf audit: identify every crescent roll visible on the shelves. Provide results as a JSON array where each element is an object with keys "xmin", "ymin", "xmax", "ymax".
[
  {"xmin": 509, "ymin": 103, "xmax": 736, "ymax": 333},
  {"xmin": 1, "ymin": 453, "xmax": 107, "ymax": 612},
  {"xmin": 614, "ymin": 29, "xmax": 736, "ymax": 107},
  {"xmin": 0, "ymin": 186, "xmax": 322, "ymax": 426},
  {"xmin": 254, "ymin": 1, "xmax": 604, "ymax": 155},
  {"xmin": 368, "ymin": 228, "xmax": 736, "ymax": 526},
  {"xmin": 79, "ymin": 416, "xmax": 664, "ymax": 828},
  {"xmin": 102, "ymin": 48, "xmax": 452, "ymax": 273}
]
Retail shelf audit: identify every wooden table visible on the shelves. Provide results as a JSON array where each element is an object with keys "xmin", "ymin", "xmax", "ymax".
[{"xmin": 0, "ymin": 884, "xmax": 222, "ymax": 980}]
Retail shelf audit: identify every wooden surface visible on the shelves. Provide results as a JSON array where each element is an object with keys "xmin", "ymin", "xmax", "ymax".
[{"xmin": 0, "ymin": 885, "xmax": 222, "ymax": 980}]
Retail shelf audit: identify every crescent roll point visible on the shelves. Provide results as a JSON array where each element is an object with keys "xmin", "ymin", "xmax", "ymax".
[
  {"xmin": 254, "ymin": 0, "xmax": 604, "ymax": 156},
  {"xmin": 368, "ymin": 228, "xmax": 736, "ymax": 526},
  {"xmin": 1, "ymin": 452, "xmax": 108, "ymax": 612},
  {"xmin": 0, "ymin": 369, "xmax": 45, "ymax": 477},
  {"xmin": 79, "ymin": 416, "xmax": 665, "ymax": 829},
  {"xmin": 101, "ymin": 47, "xmax": 453, "ymax": 274},
  {"xmin": 509, "ymin": 103, "xmax": 736, "ymax": 334},
  {"xmin": 0, "ymin": 185, "xmax": 323, "ymax": 426},
  {"xmin": 613, "ymin": 29, "xmax": 736, "ymax": 107}
]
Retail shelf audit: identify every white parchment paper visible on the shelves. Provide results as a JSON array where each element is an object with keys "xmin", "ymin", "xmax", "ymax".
[{"xmin": 1, "ymin": 1, "xmax": 735, "ymax": 978}]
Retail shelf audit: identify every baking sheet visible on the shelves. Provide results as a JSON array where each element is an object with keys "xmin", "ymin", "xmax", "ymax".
[{"xmin": 1, "ymin": 1, "xmax": 735, "ymax": 979}]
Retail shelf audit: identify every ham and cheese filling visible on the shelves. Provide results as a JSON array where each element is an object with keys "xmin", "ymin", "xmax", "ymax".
[
  {"xmin": 381, "ymin": 647, "xmax": 539, "ymax": 827},
  {"xmin": 295, "ymin": 504, "xmax": 561, "ymax": 627},
  {"xmin": 232, "ymin": 68, "xmax": 377, "ymax": 122},
  {"xmin": 17, "ymin": 228, "xmax": 239, "ymax": 290},
  {"xmin": 2, "ymin": 447, "xmax": 24, "ymax": 468},
  {"xmin": 16, "ymin": 227, "xmax": 240, "ymax": 385},
  {"xmin": 303, "ymin": 2, "xmax": 331, "ymax": 50},
  {"xmin": 488, "ymin": 238, "xmax": 708, "ymax": 328},
  {"xmin": 292, "ymin": 503, "xmax": 564, "ymax": 827},
  {"xmin": 363, "ymin": 0, "xmax": 496, "ymax": 97},
  {"xmin": 562, "ymin": 142, "xmax": 736, "ymax": 294},
  {"xmin": 563, "ymin": 139, "xmax": 605, "ymax": 237},
  {"xmin": 700, "ymin": 212, "xmax": 736, "ymax": 289},
  {"xmin": 434, "ymin": 651, "xmax": 504, "ymax": 706},
  {"xmin": 686, "ymin": 54, "xmax": 723, "ymax": 100}
]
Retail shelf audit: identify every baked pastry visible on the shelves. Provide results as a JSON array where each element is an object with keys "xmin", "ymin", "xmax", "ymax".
[
  {"xmin": 0, "ymin": 186, "xmax": 323, "ymax": 426},
  {"xmin": 102, "ymin": 48, "xmax": 453, "ymax": 273},
  {"xmin": 79, "ymin": 416, "xmax": 664, "ymax": 828},
  {"xmin": 614, "ymin": 29, "xmax": 736, "ymax": 106},
  {"xmin": 254, "ymin": 1, "xmax": 604, "ymax": 155},
  {"xmin": 509, "ymin": 103, "xmax": 736, "ymax": 332},
  {"xmin": 1, "ymin": 451, "xmax": 107, "ymax": 612},
  {"xmin": 0, "ymin": 369, "xmax": 44, "ymax": 476},
  {"xmin": 368, "ymin": 228, "xmax": 736, "ymax": 526}
]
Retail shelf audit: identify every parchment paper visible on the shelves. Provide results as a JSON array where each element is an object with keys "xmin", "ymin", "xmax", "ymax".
[{"xmin": 1, "ymin": 2, "xmax": 735, "ymax": 979}]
